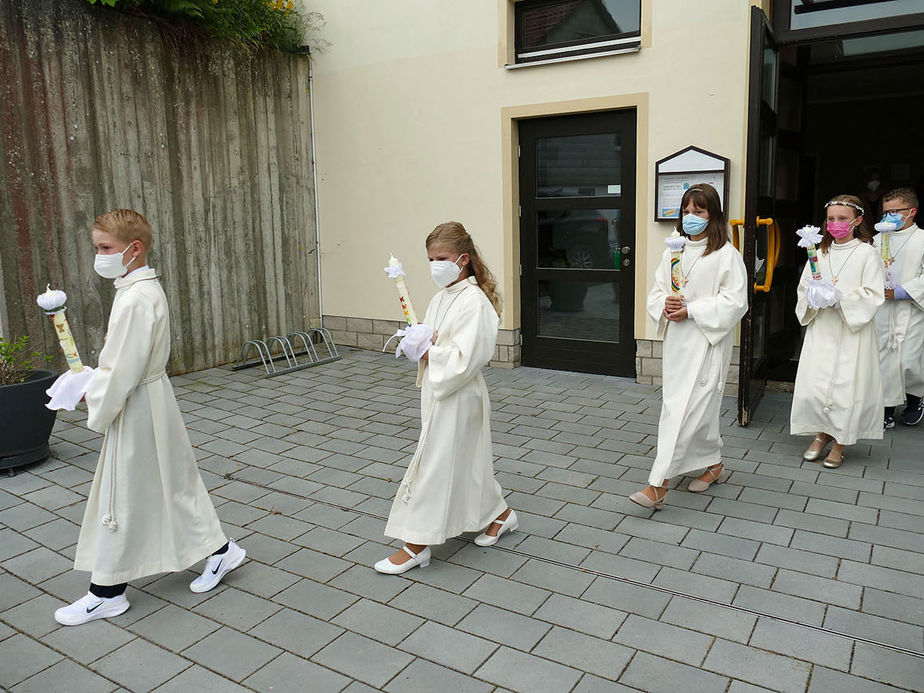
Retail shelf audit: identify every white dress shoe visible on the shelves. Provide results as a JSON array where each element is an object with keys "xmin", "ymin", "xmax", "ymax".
[
  {"xmin": 474, "ymin": 510, "xmax": 518, "ymax": 546},
  {"xmin": 54, "ymin": 592, "xmax": 130, "ymax": 626},
  {"xmin": 374, "ymin": 545, "xmax": 431, "ymax": 575}
]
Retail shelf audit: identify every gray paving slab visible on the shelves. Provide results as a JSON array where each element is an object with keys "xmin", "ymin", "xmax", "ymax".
[
  {"xmin": 92, "ymin": 638, "xmax": 191, "ymax": 691},
  {"xmin": 474, "ymin": 646, "xmax": 582, "ymax": 693},
  {"xmin": 312, "ymin": 631, "xmax": 414, "ymax": 688},
  {"xmin": 619, "ymin": 651, "xmax": 729, "ymax": 693}
]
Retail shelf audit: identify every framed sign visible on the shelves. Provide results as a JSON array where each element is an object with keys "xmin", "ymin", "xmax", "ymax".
[{"xmin": 654, "ymin": 146, "xmax": 730, "ymax": 222}]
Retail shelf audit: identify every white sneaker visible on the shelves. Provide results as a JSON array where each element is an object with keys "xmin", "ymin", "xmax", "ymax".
[
  {"xmin": 190, "ymin": 539, "xmax": 246, "ymax": 593},
  {"xmin": 54, "ymin": 592, "xmax": 130, "ymax": 626}
]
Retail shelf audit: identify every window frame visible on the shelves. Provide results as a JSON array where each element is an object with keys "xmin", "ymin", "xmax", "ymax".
[{"xmin": 514, "ymin": 0, "xmax": 642, "ymax": 65}]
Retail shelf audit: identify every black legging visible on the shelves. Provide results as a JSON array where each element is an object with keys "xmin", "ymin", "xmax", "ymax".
[{"xmin": 89, "ymin": 542, "xmax": 229, "ymax": 598}]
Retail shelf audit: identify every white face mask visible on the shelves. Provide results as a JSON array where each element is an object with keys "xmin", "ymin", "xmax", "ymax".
[
  {"xmin": 430, "ymin": 256, "xmax": 463, "ymax": 288},
  {"xmin": 94, "ymin": 244, "xmax": 136, "ymax": 279}
]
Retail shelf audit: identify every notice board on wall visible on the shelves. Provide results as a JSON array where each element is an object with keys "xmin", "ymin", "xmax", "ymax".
[{"xmin": 655, "ymin": 146, "xmax": 730, "ymax": 222}]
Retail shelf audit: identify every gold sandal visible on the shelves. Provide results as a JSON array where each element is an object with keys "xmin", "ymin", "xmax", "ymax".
[{"xmin": 803, "ymin": 436, "xmax": 831, "ymax": 462}]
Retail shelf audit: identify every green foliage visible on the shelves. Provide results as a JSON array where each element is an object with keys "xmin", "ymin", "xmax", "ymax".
[
  {"xmin": 84, "ymin": 0, "xmax": 307, "ymax": 52},
  {"xmin": 0, "ymin": 336, "xmax": 45, "ymax": 387}
]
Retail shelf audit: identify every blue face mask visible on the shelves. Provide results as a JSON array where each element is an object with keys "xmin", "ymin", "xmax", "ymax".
[
  {"xmin": 875, "ymin": 211, "xmax": 907, "ymax": 233},
  {"xmin": 682, "ymin": 214, "xmax": 709, "ymax": 235}
]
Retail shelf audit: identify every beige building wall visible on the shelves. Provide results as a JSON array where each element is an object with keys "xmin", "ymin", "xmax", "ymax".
[{"xmin": 307, "ymin": 0, "xmax": 763, "ymax": 359}]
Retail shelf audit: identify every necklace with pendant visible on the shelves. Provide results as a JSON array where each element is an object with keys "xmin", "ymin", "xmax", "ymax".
[
  {"xmin": 827, "ymin": 243, "xmax": 861, "ymax": 285},
  {"xmin": 679, "ymin": 247, "xmax": 705, "ymax": 287}
]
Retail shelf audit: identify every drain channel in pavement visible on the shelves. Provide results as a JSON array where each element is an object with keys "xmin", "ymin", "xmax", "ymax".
[{"xmin": 226, "ymin": 474, "xmax": 924, "ymax": 661}]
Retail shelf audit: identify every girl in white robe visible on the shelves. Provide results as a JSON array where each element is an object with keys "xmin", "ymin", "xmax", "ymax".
[
  {"xmin": 630, "ymin": 184, "xmax": 748, "ymax": 510},
  {"xmin": 55, "ymin": 210, "xmax": 244, "ymax": 627},
  {"xmin": 873, "ymin": 188, "xmax": 924, "ymax": 428},
  {"xmin": 792, "ymin": 195, "xmax": 885, "ymax": 468},
  {"xmin": 376, "ymin": 222, "xmax": 515, "ymax": 574}
]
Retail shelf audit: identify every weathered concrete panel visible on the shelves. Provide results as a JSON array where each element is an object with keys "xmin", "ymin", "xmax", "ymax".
[{"xmin": 0, "ymin": 0, "xmax": 318, "ymax": 373}]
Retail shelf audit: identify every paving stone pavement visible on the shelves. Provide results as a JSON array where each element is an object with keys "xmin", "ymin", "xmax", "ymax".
[{"xmin": 2, "ymin": 347, "xmax": 924, "ymax": 692}]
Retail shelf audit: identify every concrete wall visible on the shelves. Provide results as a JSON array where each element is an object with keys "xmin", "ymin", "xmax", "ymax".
[
  {"xmin": 307, "ymin": 0, "xmax": 761, "ymax": 353},
  {"xmin": 0, "ymin": 0, "xmax": 319, "ymax": 374}
]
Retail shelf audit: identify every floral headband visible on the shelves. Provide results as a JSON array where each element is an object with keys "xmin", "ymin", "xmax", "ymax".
[{"xmin": 824, "ymin": 200, "xmax": 864, "ymax": 215}]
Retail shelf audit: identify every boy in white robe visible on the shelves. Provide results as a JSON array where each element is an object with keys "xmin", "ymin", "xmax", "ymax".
[
  {"xmin": 874, "ymin": 188, "xmax": 924, "ymax": 429},
  {"xmin": 54, "ymin": 210, "xmax": 245, "ymax": 626}
]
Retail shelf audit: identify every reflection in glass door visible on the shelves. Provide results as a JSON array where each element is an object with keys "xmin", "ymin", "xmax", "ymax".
[{"xmin": 519, "ymin": 111, "xmax": 636, "ymax": 376}]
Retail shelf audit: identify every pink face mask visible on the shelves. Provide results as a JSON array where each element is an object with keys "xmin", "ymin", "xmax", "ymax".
[{"xmin": 827, "ymin": 221, "xmax": 854, "ymax": 239}]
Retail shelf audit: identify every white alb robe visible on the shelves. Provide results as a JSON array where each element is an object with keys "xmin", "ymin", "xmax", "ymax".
[
  {"xmin": 384, "ymin": 277, "xmax": 507, "ymax": 545},
  {"xmin": 646, "ymin": 239, "xmax": 748, "ymax": 486},
  {"xmin": 873, "ymin": 224, "xmax": 924, "ymax": 405},
  {"xmin": 791, "ymin": 239, "xmax": 885, "ymax": 445},
  {"xmin": 76, "ymin": 269, "xmax": 225, "ymax": 584}
]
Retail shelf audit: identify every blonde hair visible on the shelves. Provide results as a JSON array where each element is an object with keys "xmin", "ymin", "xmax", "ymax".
[
  {"xmin": 92, "ymin": 209, "xmax": 153, "ymax": 252},
  {"xmin": 820, "ymin": 194, "xmax": 872, "ymax": 252},
  {"xmin": 427, "ymin": 222, "xmax": 502, "ymax": 316}
]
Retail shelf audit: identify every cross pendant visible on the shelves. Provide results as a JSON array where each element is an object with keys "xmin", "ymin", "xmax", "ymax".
[
  {"xmin": 680, "ymin": 277, "xmax": 689, "ymax": 287},
  {"xmin": 832, "ymin": 277, "xmax": 838, "ymax": 285}
]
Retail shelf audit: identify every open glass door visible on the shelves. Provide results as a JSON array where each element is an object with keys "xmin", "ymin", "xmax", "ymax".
[{"xmin": 738, "ymin": 6, "xmax": 780, "ymax": 425}]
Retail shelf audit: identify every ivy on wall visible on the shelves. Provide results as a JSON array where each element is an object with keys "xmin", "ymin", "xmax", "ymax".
[{"xmin": 84, "ymin": 0, "xmax": 307, "ymax": 52}]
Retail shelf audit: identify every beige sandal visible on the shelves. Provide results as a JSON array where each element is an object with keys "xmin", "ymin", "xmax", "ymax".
[
  {"xmin": 629, "ymin": 485, "xmax": 668, "ymax": 510},
  {"xmin": 688, "ymin": 464, "xmax": 731, "ymax": 493}
]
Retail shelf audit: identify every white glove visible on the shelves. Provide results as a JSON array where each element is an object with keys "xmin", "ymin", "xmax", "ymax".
[{"xmin": 45, "ymin": 367, "xmax": 96, "ymax": 411}]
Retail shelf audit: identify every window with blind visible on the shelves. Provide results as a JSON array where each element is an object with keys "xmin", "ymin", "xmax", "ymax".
[{"xmin": 515, "ymin": 0, "xmax": 642, "ymax": 64}]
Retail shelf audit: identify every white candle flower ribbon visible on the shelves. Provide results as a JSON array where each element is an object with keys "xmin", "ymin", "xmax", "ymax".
[
  {"xmin": 383, "ymin": 254, "xmax": 433, "ymax": 361},
  {"xmin": 796, "ymin": 225, "xmax": 840, "ymax": 310},
  {"xmin": 665, "ymin": 230, "xmax": 686, "ymax": 293},
  {"xmin": 874, "ymin": 220, "xmax": 895, "ymax": 289},
  {"xmin": 37, "ymin": 284, "xmax": 95, "ymax": 411},
  {"xmin": 384, "ymin": 255, "xmax": 418, "ymax": 326}
]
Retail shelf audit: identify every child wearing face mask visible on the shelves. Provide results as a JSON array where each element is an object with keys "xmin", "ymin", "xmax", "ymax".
[
  {"xmin": 792, "ymin": 195, "xmax": 884, "ymax": 469},
  {"xmin": 630, "ymin": 184, "xmax": 748, "ymax": 510},
  {"xmin": 874, "ymin": 187, "xmax": 924, "ymax": 429},
  {"xmin": 54, "ymin": 210, "xmax": 245, "ymax": 626},
  {"xmin": 374, "ymin": 222, "xmax": 516, "ymax": 574}
]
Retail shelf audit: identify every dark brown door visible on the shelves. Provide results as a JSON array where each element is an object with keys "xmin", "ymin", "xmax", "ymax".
[
  {"xmin": 739, "ymin": 7, "xmax": 780, "ymax": 425},
  {"xmin": 519, "ymin": 110, "xmax": 637, "ymax": 376}
]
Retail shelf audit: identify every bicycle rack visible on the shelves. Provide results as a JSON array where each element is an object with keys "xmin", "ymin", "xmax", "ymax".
[{"xmin": 233, "ymin": 327, "xmax": 341, "ymax": 377}]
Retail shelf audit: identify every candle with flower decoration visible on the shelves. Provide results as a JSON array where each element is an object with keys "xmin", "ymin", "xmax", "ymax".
[
  {"xmin": 874, "ymin": 219, "xmax": 895, "ymax": 289},
  {"xmin": 796, "ymin": 225, "xmax": 840, "ymax": 309},
  {"xmin": 36, "ymin": 285, "xmax": 84, "ymax": 373},
  {"xmin": 665, "ymin": 230, "xmax": 686, "ymax": 293},
  {"xmin": 384, "ymin": 255, "xmax": 418, "ymax": 326}
]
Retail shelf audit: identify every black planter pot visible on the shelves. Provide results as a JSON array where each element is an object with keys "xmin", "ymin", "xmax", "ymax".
[{"xmin": 0, "ymin": 369, "xmax": 58, "ymax": 471}]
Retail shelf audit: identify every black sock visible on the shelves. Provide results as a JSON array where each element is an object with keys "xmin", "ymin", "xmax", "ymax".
[
  {"xmin": 212, "ymin": 542, "xmax": 229, "ymax": 556},
  {"xmin": 89, "ymin": 582, "xmax": 127, "ymax": 599},
  {"xmin": 906, "ymin": 394, "xmax": 921, "ymax": 410},
  {"xmin": 885, "ymin": 406, "xmax": 895, "ymax": 419}
]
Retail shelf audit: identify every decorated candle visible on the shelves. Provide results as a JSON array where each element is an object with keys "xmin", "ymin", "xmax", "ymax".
[
  {"xmin": 796, "ymin": 225, "xmax": 823, "ymax": 280},
  {"xmin": 36, "ymin": 285, "xmax": 84, "ymax": 373},
  {"xmin": 665, "ymin": 230, "xmax": 686, "ymax": 293},
  {"xmin": 384, "ymin": 255, "xmax": 418, "ymax": 326}
]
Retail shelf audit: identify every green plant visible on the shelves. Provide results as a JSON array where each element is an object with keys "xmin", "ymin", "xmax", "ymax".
[
  {"xmin": 0, "ymin": 336, "xmax": 46, "ymax": 387},
  {"xmin": 84, "ymin": 0, "xmax": 309, "ymax": 52}
]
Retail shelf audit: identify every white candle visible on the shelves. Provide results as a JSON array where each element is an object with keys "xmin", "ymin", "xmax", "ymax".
[
  {"xmin": 665, "ymin": 230, "xmax": 686, "ymax": 293},
  {"xmin": 385, "ymin": 255, "xmax": 418, "ymax": 326},
  {"xmin": 36, "ymin": 285, "xmax": 84, "ymax": 373}
]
